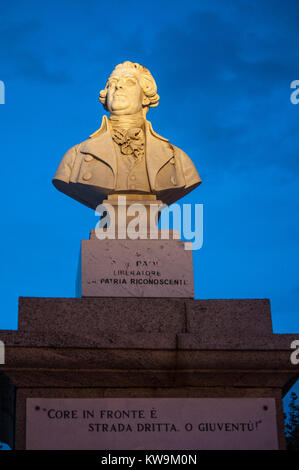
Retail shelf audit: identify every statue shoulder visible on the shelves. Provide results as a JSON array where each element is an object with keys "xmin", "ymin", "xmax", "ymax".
[
  {"xmin": 61, "ymin": 136, "xmax": 91, "ymax": 159},
  {"xmin": 171, "ymin": 144, "xmax": 202, "ymax": 187},
  {"xmin": 171, "ymin": 143, "xmax": 195, "ymax": 164},
  {"xmin": 53, "ymin": 138, "xmax": 88, "ymax": 184}
]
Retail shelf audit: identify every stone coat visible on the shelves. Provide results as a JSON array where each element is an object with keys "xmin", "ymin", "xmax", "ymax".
[{"xmin": 52, "ymin": 116, "xmax": 201, "ymax": 209}]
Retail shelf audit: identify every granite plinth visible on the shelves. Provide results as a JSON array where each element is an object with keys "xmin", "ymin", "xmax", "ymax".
[
  {"xmin": 0, "ymin": 297, "xmax": 298, "ymax": 450},
  {"xmin": 0, "ymin": 297, "xmax": 294, "ymax": 349}
]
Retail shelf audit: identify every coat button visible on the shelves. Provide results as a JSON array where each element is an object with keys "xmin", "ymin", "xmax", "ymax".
[
  {"xmin": 83, "ymin": 172, "xmax": 92, "ymax": 181},
  {"xmin": 170, "ymin": 176, "xmax": 177, "ymax": 186},
  {"xmin": 84, "ymin": 155, "xmax": 93, "ymax": 162},
  {"xmin": 130, "ymin": 175, "xmax": 136, "ymax": 181}
]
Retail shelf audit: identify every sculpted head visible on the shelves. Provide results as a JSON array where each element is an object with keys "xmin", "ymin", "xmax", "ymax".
[{"xmin": 99, "ymin": 61, "xmax": 159, "ymax": 117}]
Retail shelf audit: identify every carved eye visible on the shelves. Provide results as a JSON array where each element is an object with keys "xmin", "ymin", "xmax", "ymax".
[{"xmin": 125, "ymin": 78, "xmax": 136, "ymax": 86}]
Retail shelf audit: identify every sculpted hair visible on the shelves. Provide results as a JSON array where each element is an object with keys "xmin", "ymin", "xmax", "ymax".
[{"xmin": 99, "ymin": 61, "xmax": 160, "ymax": 111}]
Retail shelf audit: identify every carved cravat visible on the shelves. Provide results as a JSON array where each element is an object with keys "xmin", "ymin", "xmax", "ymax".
[{"xmin": 111, "ymin": 127, "xmax": 145, "ymax": 161}]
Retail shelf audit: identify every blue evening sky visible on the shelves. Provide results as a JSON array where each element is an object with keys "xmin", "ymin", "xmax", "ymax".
[{"xmin": 0, "ymin": 0, "xmax": 298, "ymax": 356}]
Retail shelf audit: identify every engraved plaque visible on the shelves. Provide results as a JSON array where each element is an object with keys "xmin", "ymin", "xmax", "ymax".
[
  {"xmin": 80, "ymin": 239, "xmax": 194, "ymax": 298},
  {"xmin": 26, "ymin": 398, "xmax": 279, "ymax": 450}
]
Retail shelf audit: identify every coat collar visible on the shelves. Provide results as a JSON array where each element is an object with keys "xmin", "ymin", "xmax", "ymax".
[
  {"xmin": 80, "ymin": 116, "xmax": 174, "ymax": 189},
  {"xmin": 81, "ymin": 116, "xmax": 117, "ymax": 177}
]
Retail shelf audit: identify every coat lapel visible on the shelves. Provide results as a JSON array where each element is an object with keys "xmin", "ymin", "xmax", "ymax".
[
  {"xmin": 80, "ymin": 116, "xmax": 117, "ymax": 179},
  {"xmin": 80, "ymin": 117, "xmax": 175, "ymax": 190},
  {"xmin": 144, "ymin": 120, "xmax": 174, "ymax": 190}
]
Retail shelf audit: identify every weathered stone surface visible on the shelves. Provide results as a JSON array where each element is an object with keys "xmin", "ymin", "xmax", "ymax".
[
  {"xmin": 18, "ymin": 297, "xmax": 186, "ymax": 332},
  {"xmin": 0, "ymin": 330, "xmax": 179, "ymax": 349},
  {"xmin": 185, "ymin": 298, "xmax": 273, "ymax": 336},
  {"xmin": 177, "ymin": 333, "xmax": 299, "ymax": 350},
  {"xmin": 1, "ymin": 298, "xmax": 298, "ymax": 352},
  {"xmin": 80, "ymin": 239, "xmax": 194, "ymax": 298},
  {"xmin": 0, "ymin": 297, "xmax": 298, "ymax": 450},
  {"xmin": 3, "ymin": 297, "xmax": 295, "ymax": 349}
]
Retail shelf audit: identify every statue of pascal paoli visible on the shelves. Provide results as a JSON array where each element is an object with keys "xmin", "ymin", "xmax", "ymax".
[{"xmin": 52, "ymin": 61, "xmax": 201, "ymax": 209}]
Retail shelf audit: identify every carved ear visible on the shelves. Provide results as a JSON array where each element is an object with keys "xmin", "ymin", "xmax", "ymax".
[{"xmin": 99, "ymin": 87, "xmax": 108, "ymax": 110}]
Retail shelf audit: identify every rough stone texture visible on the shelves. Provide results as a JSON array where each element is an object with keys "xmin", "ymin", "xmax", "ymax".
[
  {"xmin": 1, "ymin": 297, "xmax": 297, "ymax": 350},
  {"xmin": 19, "ymin": 297, "xmax": 186, "ymax": 333},
  {"xmin": 185, "ymin": 298, "xmax": 273, "ymax": 335},
  {"xmin": 0, "ymin": 296, "xmax": 298, "ymax": 449},
  {"xmin": 1, "ymin": 297, "xmax": 187, "ymax": 348}
]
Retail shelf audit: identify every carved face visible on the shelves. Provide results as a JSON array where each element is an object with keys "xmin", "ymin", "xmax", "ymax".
[{"xmin": 106, "ymin": 72, "xmax": 144, "ymax": 115}]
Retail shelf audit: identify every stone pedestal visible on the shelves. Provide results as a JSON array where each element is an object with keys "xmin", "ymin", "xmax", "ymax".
[
  {"xmin": 99, "ymin": 194, "xmax": 163, "ymax": 234},
  {"xmin": 79, "ymin": 239, "xmax": 194, "ymax": 298},
  {"xmin": 0, "ymin": 297, "xmax": 298, "ymax": 449},
  {"xmin": 79, "ymin": 192, "xmax": 194, "ymax": 298}
]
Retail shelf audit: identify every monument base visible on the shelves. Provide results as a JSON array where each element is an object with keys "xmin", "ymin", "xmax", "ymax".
[{"xmin": 0, "ymin": 297, "xmax": 298, "ymax": 450}]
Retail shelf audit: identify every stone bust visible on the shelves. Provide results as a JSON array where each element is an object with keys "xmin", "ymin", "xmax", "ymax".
[{"xmin": 52, "ymin": 61, "xmax": 201, "ymax": 209}]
